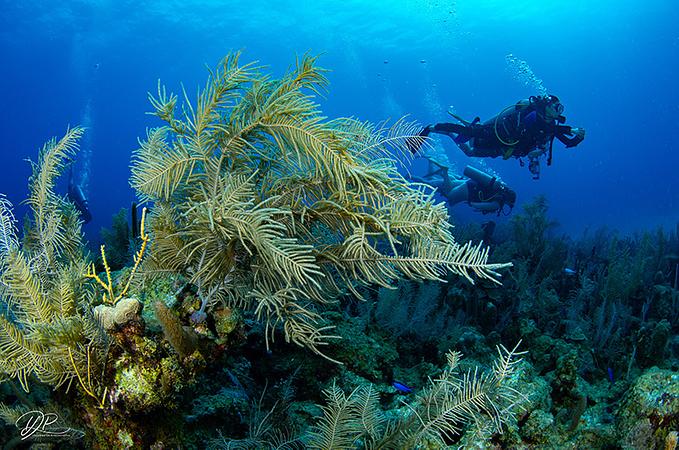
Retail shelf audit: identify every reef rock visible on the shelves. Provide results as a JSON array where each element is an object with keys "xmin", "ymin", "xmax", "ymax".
[{"xmin": 617, "ymin": 367, "xmax": 679, "ymax": 449}]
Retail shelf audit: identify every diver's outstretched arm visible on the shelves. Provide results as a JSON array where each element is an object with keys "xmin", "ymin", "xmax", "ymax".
[
  {"xmin": 554, "ymin": 125, "xmax": 585, "ymax": 148},
  {"xmin": 425, "ymin": 123, "xmax": 469, "ymax": 139}
]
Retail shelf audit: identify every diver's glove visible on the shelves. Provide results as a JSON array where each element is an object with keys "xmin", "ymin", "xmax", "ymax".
[
  {"xmin": 566, "ymin": 127, "xmax": 586, "ymax": 147},
  {"xmin": 572, "ymin": 127, "xmax": 585, "ymax": 139}
]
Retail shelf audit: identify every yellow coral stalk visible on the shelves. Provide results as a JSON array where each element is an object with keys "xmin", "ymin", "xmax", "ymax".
[
  {"xmin": 68, "ymin": 346, "xmax": 107, "ymax": 409},
  {"xmin": 118, "ymin": 207, "xmax": 149, "ymax": 300},
  {"xmin": 85, "ymin": 208, "xmax": 149, "ymax": 305}
]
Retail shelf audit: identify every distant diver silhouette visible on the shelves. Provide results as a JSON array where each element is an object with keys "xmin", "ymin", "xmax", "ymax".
[
  {"xmin": 409, "ymin": 95, "xmax": 585, "ymax": 179},
  {"xmin": 67, "ymin": 166, "xmax": 92, "ymax": 224}
]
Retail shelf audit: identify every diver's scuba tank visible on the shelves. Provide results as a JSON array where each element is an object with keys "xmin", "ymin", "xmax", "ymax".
[
  {"xmin": 463, "ymin": 165, "xmax": 496, "ymax": 190},
  {"xmin": 469, "ymin": 201, "xmax": 502, "ymax": 213},
  {"xmin": 464, "ymin": 166, "xmax": 517, "ymax": 214}
]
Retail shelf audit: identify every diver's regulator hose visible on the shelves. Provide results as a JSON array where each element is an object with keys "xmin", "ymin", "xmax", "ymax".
[{"xmin": 493, "ymin": 105, "xmax": 521, "ymax": 146}]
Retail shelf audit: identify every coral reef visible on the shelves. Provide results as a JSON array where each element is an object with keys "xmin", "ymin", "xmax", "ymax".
[
  {"xmin": 617, "ymin": 368, "xmax": 679, "ymax": 449},
  {"xmin": 130, "ymin": 52, "xmax": 509, "ymax": 363},
  {"xmin": 153, "ymin": 300, "xmax": 201, "ymax": 358},
  {"xmin": 0, "ymin": 55, "xmax": 677, "ymax": 449},
  {"xmin": 99, "ymin": 208, "xmax": 133, "ymax": 271}
]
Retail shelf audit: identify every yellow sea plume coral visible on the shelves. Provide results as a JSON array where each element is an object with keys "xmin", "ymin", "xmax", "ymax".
[
  {"xmin": 130, "ymin": 52, "xmax": 511, "ymax": 361},
  {"xmin": 0, "ymin": 128, "xmax": 109, "ymax": 396}
]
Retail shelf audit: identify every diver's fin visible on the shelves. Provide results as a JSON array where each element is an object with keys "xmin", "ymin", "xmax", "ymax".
[
  {"xmin": 446, "ymin": 110, "xmax": 481, "ymax": 127},
  {"xmin": 423, "ymin": 166, "xmax": 447, "ymax": 179},
  {"xmin": 428, "ymin": 158, "xmax": 449, "ymax": 171},
  {"xmin": 421, "ymin": 156, "xmax": 450, "ymax": 178}
]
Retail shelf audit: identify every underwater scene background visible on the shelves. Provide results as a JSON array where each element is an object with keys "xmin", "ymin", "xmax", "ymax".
[{"xmin": 0, "ymin": 1, "xmax": 678, "ymax": 449}]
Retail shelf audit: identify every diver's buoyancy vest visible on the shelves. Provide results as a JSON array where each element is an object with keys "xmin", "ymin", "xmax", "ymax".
[
  {"xmin": 475, "ymin": 99, "xmax": 554, "ymax": 155},
  {"xmin": 468, "ymin": 101, "xmax": 529, "ymax": 152}
]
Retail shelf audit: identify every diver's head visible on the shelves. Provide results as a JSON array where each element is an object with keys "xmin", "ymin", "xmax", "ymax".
[
  {"xmin": 503, "ymin": 187, "xmax": 517, "ymax": 209},
  {"xmin": 543, "ymin": 94, "xmax": 564, "ymax": 121}
]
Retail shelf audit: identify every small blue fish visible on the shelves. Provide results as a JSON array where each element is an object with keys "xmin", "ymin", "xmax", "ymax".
[
  {"xmin": 564, "ymin": 268, "xmax": 577, "ymax": 276},
  {"xmin": 392, "ymin": 381, "xmax": 413, "ymax": 394}
]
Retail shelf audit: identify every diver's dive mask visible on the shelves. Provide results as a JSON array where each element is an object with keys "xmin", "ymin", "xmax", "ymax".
[
  {"xmin": 529, "ymin": 94, "xmax": 564, "ymax": 119},
  {"xmin": 545, "ymin": 105, "xmax": 565, "ymax": 122},
  {"xmin": 545, "ymin": 94, "xmax": 564, "ymax": 119}
]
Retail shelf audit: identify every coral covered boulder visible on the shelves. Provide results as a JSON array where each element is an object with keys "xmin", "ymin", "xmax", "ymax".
[{"xmin": 617, "ymin": 368, "xmax": 679, "ymax": 449}]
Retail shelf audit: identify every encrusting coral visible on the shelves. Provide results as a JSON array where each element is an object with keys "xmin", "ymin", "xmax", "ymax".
[{"xmin": 130, "ymin": 52, "xmax": 511, "ymax": 362}]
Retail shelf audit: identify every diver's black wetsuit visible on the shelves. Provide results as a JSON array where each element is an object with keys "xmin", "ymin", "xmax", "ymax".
[
  {"xmin": 412, "ymin": 95, "xmax": 585, "ymax": 178},
  {"xmin": 425, "ymin": 116, "xmax": 582, "ymax": 158},
  {"xmin": 67, "ymin": 167, "xmax": 93, "ymax": 224}
]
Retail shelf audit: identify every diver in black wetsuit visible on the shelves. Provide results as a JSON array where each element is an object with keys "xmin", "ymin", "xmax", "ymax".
[
  {"xmin": 412, "ymin": 159, "xmax": 516, "ymax": 216},
  {"xmin": 409, "ymin": 95, "xmax": 585, "ymax": 179},
  {"xmin": 67, "ymin": 166, "xmax": 92, "ymax": 224}
]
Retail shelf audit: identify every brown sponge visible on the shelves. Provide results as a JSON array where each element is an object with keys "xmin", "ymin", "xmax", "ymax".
[{"xmin": 153, "ymin": 301, "xmax": 199, "ymax": 357}]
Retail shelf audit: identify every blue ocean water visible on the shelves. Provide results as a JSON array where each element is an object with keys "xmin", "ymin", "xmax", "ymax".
[{"xmin": 1, "ymin": 0, "xmax": 678, "ymax": 240}]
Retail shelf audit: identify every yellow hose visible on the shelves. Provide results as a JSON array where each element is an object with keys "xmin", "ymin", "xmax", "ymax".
[{"xmin": 493, "ymin": 105, "xmax": 520, "ymax": 146}]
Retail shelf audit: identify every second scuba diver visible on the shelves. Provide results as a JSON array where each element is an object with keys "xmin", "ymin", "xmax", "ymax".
[{"xmin": 412, "ymin": 158, "xmax": 516, "ymax": 216}]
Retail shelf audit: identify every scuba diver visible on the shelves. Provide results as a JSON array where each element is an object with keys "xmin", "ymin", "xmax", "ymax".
[
  {"xmin": 409, "ymin": 95, "xmax": 585, "ymax": 179},
  {"xmin": 67, "ymin": 166, "xmax": 92, "ymax": 224},
  {"xmin": 412, "ymin": 158, "xmax": 516, "ymax": 216}
]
